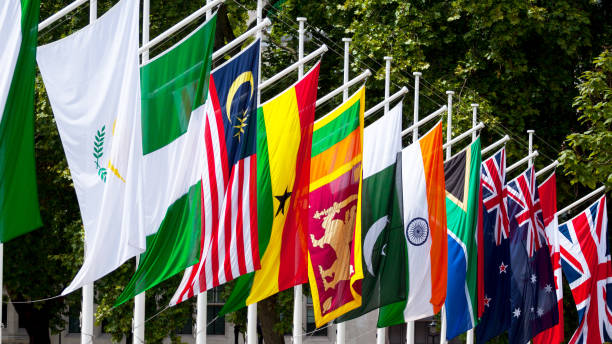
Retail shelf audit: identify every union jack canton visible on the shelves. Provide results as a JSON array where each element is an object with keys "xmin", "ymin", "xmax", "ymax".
[{"xmin": 559, "ymin": 195, "xmax": 612, "ymax": 344}]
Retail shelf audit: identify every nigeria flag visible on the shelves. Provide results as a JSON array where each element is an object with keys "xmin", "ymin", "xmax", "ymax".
[
  {"xmin": 0, "ymin": 0, "xmax": 42, "ymax": 242},
  {"xmin": 443, "ymin": 137, "xmax": 482, "ymax": 340},
  {"xmin": 338, "ymin": 102, "xmax": 406, "ymax": 321}
]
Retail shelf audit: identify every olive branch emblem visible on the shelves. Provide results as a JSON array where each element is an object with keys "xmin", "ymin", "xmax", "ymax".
[{"xmin": 93, "ymin": 125, "xmax": 107, "ymax": 183}]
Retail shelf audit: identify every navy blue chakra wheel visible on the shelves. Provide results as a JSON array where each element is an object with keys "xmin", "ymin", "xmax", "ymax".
[{"xmin": 406, "ymin": 217, "xmax": 429, "ymax": 246}]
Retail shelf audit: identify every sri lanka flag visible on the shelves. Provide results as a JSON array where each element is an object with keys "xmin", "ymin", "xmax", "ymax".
[
  {"xmin": 443, "ymin": 137, "xmax": 482, "ymax": 340},
  {"xmin": 220, "ymin": 63, "xmax": 320, "ymax": 314},
  {"xmin": 308, "ymin": 87, "xmax": 365, "ymax": 327}
]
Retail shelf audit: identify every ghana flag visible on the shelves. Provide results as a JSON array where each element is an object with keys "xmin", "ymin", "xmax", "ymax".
[
  {"xmin": 220, "ymin": 63, "xmax": 320, "ymax": 314},
  {"xmin": 308, "ymin": 87, "xmax": 365, "ymax": 327}
]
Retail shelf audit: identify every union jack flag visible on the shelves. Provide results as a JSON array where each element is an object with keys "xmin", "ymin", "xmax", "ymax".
[
  {"xmin": 559, "ymin": 195, "xmax": 612, "ymax": 344},
  {"xmin": 481, "ymin": 147, "xmax": 509, "ymax": 245},
  {"xmin": 506, "ymin": 165, "xmax": 547, "ymax": 257}
]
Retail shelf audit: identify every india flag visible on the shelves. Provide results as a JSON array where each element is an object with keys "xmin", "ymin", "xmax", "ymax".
[
  {"xmin": 378, "ymin": 121, "xmax": 447, "ymax": 327},
  {"xmin": 0, "ymin": 0, "xmax": 42, "ymax": 242}
]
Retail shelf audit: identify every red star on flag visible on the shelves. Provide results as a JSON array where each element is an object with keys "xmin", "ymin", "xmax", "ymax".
[
  {"xmin": 483, "ymin": 295, "xmax": 492, "ymax": 307},
  {"xmin": 499, "ymin": 261, "xmax": 508, "ymax": 274}
]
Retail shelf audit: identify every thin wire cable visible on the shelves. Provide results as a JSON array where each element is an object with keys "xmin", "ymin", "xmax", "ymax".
[
  {"xmin": 38, "ymin": 2, "xmax": 89, "ymax": 40},
  {"xmin": 3, "ymin": 294, "xmax": 63, "ymax": 304}
]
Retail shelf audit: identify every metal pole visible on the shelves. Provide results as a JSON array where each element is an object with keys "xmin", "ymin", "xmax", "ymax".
[
  {"xmin": 342, "ymin": 38, "xmax": 351, "ymax": 101},
  {"xmin": 336, "ymin": 36, "xmax": 351, "ymax": 344},
  {"xmin": 292, "ymin": 16, "xmax": 307, "ymax": 344},
  {"xmin": 527, "ymin": 130, "xmax": 535, "ymax": 169},
  {"xmin": 248, "ymin": 2, "xmax": 263, "ymax": 343},
  {"xmin": 445, "ymin": 91, "xmax": 453, "ymax": 159},
  {"xmin": 413, "ymin": 72, "xmax": 421, "ymax": 142},
  {"xmin": 80, "ymin": 4, "xmax": 98, "ymax": 344},
  {"xmin": 471, "ymin": 104, "xmax": 478, "ymax": 142},
  {"xmin": 133, "ymin": 1, "xmax": 148, "ymax": 342},
  {"xmin": 375, "ymin": 56, "xmax": 392, "ymax": 344},
  {"xmin": 441, "ymin": 88, "xmax": 452, "ymax": 344},
  {"xmin": 384, "ymin": 56, "xmax": 392, "ymax": 114}
]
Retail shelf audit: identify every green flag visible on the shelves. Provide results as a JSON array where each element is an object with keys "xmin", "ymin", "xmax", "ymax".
[
  {"xmin": 443, "ymin": 137, "xmax": 481, "ymax": 340},
  {"xmin": 114, "ymin": 15, "xmax": 216, "ymax": 306},
  {"xmin": 0, "ymin": 0, "xmax": 42, "ymax": 242},
  {"xmin": 338, "ymin": 102, "xmax": 407, "ymax": 322}
]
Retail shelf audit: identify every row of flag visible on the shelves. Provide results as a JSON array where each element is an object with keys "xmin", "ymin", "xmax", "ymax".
[{"xmin": 1, "ymin": 0, "xmax": 610, "ymax": 343}]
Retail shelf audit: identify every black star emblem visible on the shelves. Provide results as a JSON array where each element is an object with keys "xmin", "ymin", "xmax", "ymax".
[{"xmin": 274, "ymin": 187, "xmax": 292, "ymax": 217}]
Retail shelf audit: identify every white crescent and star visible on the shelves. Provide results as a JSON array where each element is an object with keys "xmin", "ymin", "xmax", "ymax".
[{"xmin": 363, "ymin": 216, "xmax": 389, "ymax": 276}]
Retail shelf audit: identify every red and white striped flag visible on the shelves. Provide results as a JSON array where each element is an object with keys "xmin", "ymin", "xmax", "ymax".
[{"xmin": 171, "ymin": 40, "xmax": 261, "ymax": 305}]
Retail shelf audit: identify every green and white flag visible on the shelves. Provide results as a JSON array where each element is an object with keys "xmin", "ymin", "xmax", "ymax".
[
  {"xmin": 0, "ymin": 0, "xmax": 42, "ymax": 242},
  {"xmin": 114, "ymin": 14, "xmax": 217, "ymax": 306},
  {"xmin": 38, "ymin": 0, "xmax": 144, "ymax": 295},
  {"xmin": 339, "ymin": 102, "xmax": 407, "ymax": 322}
]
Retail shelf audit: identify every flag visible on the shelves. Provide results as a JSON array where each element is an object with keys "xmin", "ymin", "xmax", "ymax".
[
  {"xmin": 378, "ymin": 121, "xmax": 447, "ymax": 327},
  {"xmin": 559, "ymin": 195, "xmax": 612, "ymax": 344},
  {"xmin": 476, "ymin": 148, "xmax": 512, "ymax": 343},
  {"xmin": 37, "ymin": 0, "xmax": 143, "ymax": 294},
  {"xmin": 170, "ymin": 39, "xmax": 261, "ymax": 305},
  {"xmin": 307, "ymin": 86, "xmax": 365, "ymax": 327},
  {"xmin": 506, "ymin": 166, "xmax": 558, "ymax": 344},
  {"xmin": 443, "ymin": 137, "xmax": 482, "ymax": 340},
  {"xmin": 114, "ymin": 15, "xmax": 218, "ymax": 306},
  {"xmin": 338, "ymin": 102, "xmax": 407, "ymax": 322},
  {"xmin": 220, "ymin": 63, "xmax": 320, "ymax": 314},
  {"xmin": 533, "ymin": 172, "xmax": 564, "ymax": 344},
  {"xmin": 0, "ymin": 0, "xmax": 41, "ymax": 242}
]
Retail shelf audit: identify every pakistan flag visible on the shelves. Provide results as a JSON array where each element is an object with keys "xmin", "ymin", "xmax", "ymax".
[
  {"xmin": 338, "ymin": 102, "xmax": 407, "ymax": 322},
  {"xmin": 443, "ymin": 137, "xmax": 482, "ymax": 340}
]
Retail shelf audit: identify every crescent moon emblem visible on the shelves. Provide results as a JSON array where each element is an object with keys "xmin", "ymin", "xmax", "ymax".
[
  {"xmin": 363, "ymin": 215, "xmax": 389, "ymax": 276},
  {"xmin": 226, "ymin": 71, "xmax": 254, "ymax": 121}
]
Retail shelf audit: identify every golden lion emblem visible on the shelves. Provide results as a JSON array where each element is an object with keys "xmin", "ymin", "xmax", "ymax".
[{"xmin": 311, "ymin": 194, "xmax": 358, "ymax": 313}]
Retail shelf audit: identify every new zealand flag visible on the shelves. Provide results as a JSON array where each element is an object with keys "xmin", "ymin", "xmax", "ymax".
[
  {"xmin": 476, "ymin": 148, "xmax": 511, "ymax": 343},
  {"xmin": 506, "ymin": 166, "xmax": 558, "ymax": 344}
]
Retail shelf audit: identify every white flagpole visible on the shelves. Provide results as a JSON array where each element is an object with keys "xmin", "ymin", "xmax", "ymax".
[
  {"xmin": 247, "ymin": 1, "xmax": 263, "ymax": 343},
  {"xmin": 375, "ymin": 56, "xmax": 393, "ymax": 344},
  {"xmin": 0, "ymin": 243, "xmax": 3, "ymax": 342},
  {"xmin": 80, "ymin": 3, "xmax": 97, "ymax": 344},
  {"xmin": 292, "ymin": 15, "xmax": 307, "ymax": 344},
  {"xmin": 465, "ymin": 103, "xmax": 478, "ymax": 344},
  {"xmin": 195, "ymin": 4, "xmax": 212, "ymax": 343},
  {"xmin": 528, "ymin": 130, "xmax": 535, "ymax": 168},
  {"xmin": 335, "ymin": 36, "xmax": 351, "ymax": 344},
  {"xmin": 440, "ymin": 87, "xmax": 451, "ymax": 344},
  {"xmin": 133, "ymin": 0, "xmax": 148, "ymax": 343},
  {"xmin": 406, "ymin": 71, "xmax": 421, "ymax": 344}
]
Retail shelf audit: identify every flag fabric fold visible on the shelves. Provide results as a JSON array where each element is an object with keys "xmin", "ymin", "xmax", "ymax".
[
  {"xmin": 337, "ymin": 102, "xmax": 406, "ymax": 322},
  {"xmin": 114, "ymin": 15, "xmax": 217, "ymax": 306},
  {"xmin": 476, "ymin": 147, "xmax": 511, "ymax": 343},
  {"xmin": 443, "ymin": 137, "xmax": 482, "ymax": 340},
  {"xmin": 0, "ymin": 0, "xmax": 41, "ymax": 242},
  {"xmin": 37, "ymin": 0, "xmax": 142, "ymax": 294},
  {"xmin": 307, "ymin": 86, "xmax": 365, "ymax": 327},
  {"xmin": 170, "ymin": 39, "xmax": 261, "ymax": 306},
  {"xmin": 220, "ymin": 63, "xmax": 320, "ymax": 315},
  {"xmin": 506, "ymin": 166, "xmax": 558, "ymax": 344},
  {"xmin": 559, "ymin": 195, "xmax": 611, "ymax": 344},
  {"xmin": 378, "ymin": 121, "xmax": 447, "ymax": 327},
  {"xmin": 533, "ymin": 172, "xmax": 564, "ymax": 344}
]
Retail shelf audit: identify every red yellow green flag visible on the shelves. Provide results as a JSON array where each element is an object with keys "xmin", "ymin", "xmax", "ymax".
[{"xmin": 307, "ymin": 86, "xmax": 365, "ymax": 327}]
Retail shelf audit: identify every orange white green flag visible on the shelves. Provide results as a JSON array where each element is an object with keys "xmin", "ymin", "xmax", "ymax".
[{"xmin": 308, "ymin": 86, "xmax": 365, "ymax": 327}]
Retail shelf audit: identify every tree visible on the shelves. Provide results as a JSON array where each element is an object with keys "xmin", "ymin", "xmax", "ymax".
[{"xmin": 559, "ymin": 49, "xmax": 612, "ymax": 190}]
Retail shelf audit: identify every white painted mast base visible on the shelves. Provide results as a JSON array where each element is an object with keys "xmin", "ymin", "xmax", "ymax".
[
  {"xmin": 0, "ymin": 244, "xmax": 3, "ymax": 342},
  {"xmin": 406, "ymin": 321, "xmax": 415, "ymax": 344},
  {"xmin": 440, "ymin": 306, "xmax": 447, "ymax": 344},
  {"xmin": 247, "ymin": 304, "xmax": 257, "ymax": 344},
  {"xmin": 196, "ymin": 292, "xmax": 207, "ymax": 344},
  {"xmin": 376, "ymin": 327, "xmax": 385, "ymax": 344}
]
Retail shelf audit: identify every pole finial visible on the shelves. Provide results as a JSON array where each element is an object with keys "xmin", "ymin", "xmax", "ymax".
[
  {"xmin": 446, "ymin": 90, "xmax": 454, "ymax": 95},
  {"xmin": 527, "ymin": 129, "xmax": 535, "ymax": 134},
  {"xmin": 342, "ymin": 37, "xmax": 352, "ymax": 42},
  {"xmin": 471, "ymin": 103, "xmax": 479, "ymax": 108},
  {"xmin": 384, "ymin": 56, "xmax": 393, "ymax": 61},
  {"xmin": 296, "ymin": 17, "xmax": 307, "ymax": 22},
  {"xmin": 413, "ymin": 71, "xmax": 422, "ymax": 77}
]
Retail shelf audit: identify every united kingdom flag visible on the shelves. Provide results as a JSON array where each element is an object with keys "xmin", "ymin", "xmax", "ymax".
[
  {"xmin": 481, "ymin": 147, "xmax": 509, "ymax": 245},
  {"xmin": 559, "ymin": 195, "xmax": 612, "ymax": 344}
]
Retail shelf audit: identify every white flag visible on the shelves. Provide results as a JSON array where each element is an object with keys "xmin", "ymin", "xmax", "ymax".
[{"xmin": 37, "ymin": 0, "xmax": 144, "ymax": 295}]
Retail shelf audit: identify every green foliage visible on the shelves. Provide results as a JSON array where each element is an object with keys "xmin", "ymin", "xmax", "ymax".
[{"xmin": 560, "ymin": 49, "xmax": 612, "ymax": 189}]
